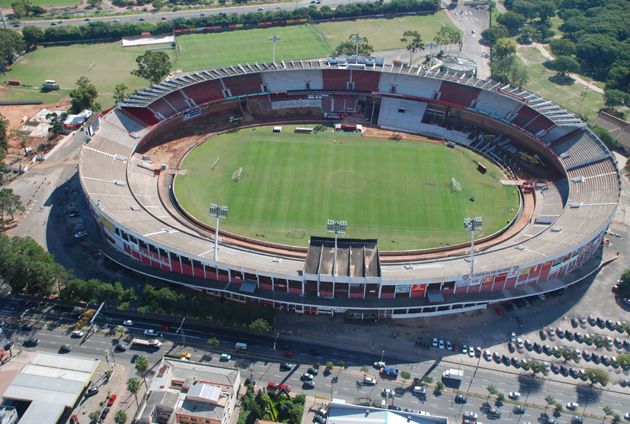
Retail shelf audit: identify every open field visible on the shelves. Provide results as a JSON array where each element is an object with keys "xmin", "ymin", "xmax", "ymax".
[
  {"xmin": 174, "ymin": 125, "xmax": 519, "ymax": 250},
  {"xmin": 0, "ymin": 13, "xmax": 452, "ymax": 106},
  {"xmin": 518, "ymin": 46, "xmax": 604, "ymax": 121},
  {"xmin": 0, "ymin": 0, "xmax": 78, "ymax": 6}
]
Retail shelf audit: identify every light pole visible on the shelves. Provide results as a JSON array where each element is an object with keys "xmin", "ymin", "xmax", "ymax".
[
  {"xmin": 210, "ymin": 203, "xmax": 228, "ymax": 262},
  {"xmin": 176, "ymin": 316, "xmax": 186, "ymax": 346},
  {"xmin": 326, "ymin": 219, "xmax": 347, "ymax": 276},
  {"xmin": 273, "ymin": 331, "xmax": 280, "ymax": 350},
  {"xmin": 380, "ymin": 350, "xmax": 385, "ymax": 363},
  {"xmin": 269, "ymin": 35, "xmax": 281, "ymax": 63},
  {"xmin": 350, "ymin": 33, "xmax": 363, "ymax": 56},
  {"xmin": 463, "ymin": 217, "xmax": 483, "ymax": 278}
]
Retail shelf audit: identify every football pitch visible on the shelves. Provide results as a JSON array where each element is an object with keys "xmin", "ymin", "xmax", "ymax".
[{"xmin": 174, "ymin": 125, "xmax": 520, "ymax": 251}]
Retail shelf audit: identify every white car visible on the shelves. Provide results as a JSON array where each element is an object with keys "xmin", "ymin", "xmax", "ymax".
[
  {"xmin": 439, "ymin": 339, "xmax": 445, "ymax": 349},
  {"xmin": 380, "ymin": 399, "xmax": 387, "ymax": 408},
  {"xmin": 468, "ymin": 349, "xmax": 475, "ymax": 357},
  {"xmin": 301, "ymin": 373, "xmax": 314, "ymax": 381},
  {"xmin": 516, "ymin": 338, "xmax": 524, "ymax": 349},
  {"xmin": 567, "ymin": 402, "xmax": 579, "ymax": 410},
  {"xmin": 412, "ymin": 386, "xmax": 426, "ymax": 395},
  {"xmin": 509, "ymin": 391, "xmax": 521, "ymax": 399},
  {"xmin": 464, "ymin": 411, "xmax": 478, "ymax": 419},
  {"xmin": 373, "ymin": 361, "xmax": 386, "ymax": 368},
  {"xmin": 363, "ymin": 377, "xmax": 376, "ymax": 385},
  {"xmin": 510, "ymin": 332, "xmax": 516, "ymax": 342},
  {"xmin": 446, "ymin": 340, "xmax": 452, "ymax": 350},
  {"xmin": 484, "ymin": 350, "xmax": 492, "ymax": 360},
  {"xmin": 71, "ymin": 330, "xmax": 84, "ymax": 338},
  {"xmin": 382, "ymin": 388, "xmax": 394, "ymax": 398},
  {"xmin": 432, "ymin": 338, "xmax": 438, "ymax": 347},
  {"xmin": 220, "ymin": 353, "xmax": 231, "ymax": 361},
  {"xmin": 144, "ymin": 329, "xmax": 158, "ymax": 336},
  {"xmin": 123, "ymin": 320, "xmax": 134, "ymax": 326}
]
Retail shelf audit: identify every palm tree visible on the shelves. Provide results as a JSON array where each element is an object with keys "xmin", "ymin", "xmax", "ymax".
[
  {"xmin": 400, "ymin": 30, "xmax": 424, "ymax": 66},
  {"xmin": 135, "ymin": 356, "xmax": 150, "ymax": 386},
  {"xmin": 127, "ymin": 377, "xmax": 141, "ymax": 405}
]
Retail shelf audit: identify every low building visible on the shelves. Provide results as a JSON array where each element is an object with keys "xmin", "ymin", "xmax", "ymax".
[
  {"xmin": 327, "ymin": 401, "xmax": 449, "ymax": 424},
  {"xmin": 0, "ymin": 353, "xmax": 99, "ymax": 424},
  {"xmin": 136, "ymin": 358, "xmax": 240, "ymax": 424}
]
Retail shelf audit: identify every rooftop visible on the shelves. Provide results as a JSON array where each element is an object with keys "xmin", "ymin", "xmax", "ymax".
[{"xmin": 327, "ymin": 402, "xmax": 448, "ymax": 424}]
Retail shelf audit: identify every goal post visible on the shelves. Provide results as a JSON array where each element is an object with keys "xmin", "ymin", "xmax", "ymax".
[
  {"xmin": 232, "ymin": 167, "xmax": 243, "ymax": 182},
  {"xmin": 451, "ymin": 177, "xmax": 462, "ymax": 192}
]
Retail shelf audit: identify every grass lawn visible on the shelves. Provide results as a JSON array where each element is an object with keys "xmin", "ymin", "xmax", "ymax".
[
  {"xmin": 518, "ymin": 47, "xmax": 604, "ymax": 121},
  {"xmin": 0, "ymin": 86, "xmax": 67, "ymax": 103},
  {"xmin": 314, "ymin": 11, "xmax": 457, "ymax": 51},
  {"xmin": 1, "ymin": 43, "xmax": 175, "ymax": 106},
  {"xmin": 0, "ymin": 0, "xmax": 78, "ymax": 6},
  {"xmin": 174, "ymin": 125, "xmax": 519, "ymax": 250},
  {"xmin": 173, "ymin": 24, "xmax": 331, "ymax": 70}
]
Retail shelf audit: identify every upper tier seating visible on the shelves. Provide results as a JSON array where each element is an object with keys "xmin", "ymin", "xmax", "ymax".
[
  {"xmin": 223, "ymin": 74, "xmax": 264, "ymax": 97},
  {"xmin": 438, "ymin": 81, "xmax": 480, "ymax": 107},
  {"xmin": 262, "ymin": 70, "xmax": 324, "ymax": 92},
  {"xmin": 322, "ymin": 70, "xmax": 350, "ymax": 90},
  {"xmin": 473, "ymin": 90, "xmax": 521, "ymax": 120},
  {"xmin": 148, "ymin": 98, "xmax": 176, "ymax": 120},
  {"xmin": 182, "ymin": 80, "xmax": 224, "ymax": 105},
  {"xmin": 540, "ymin": 125, "xmax": 582, "ymax": 145},
  {"xmin": 378, "ymin": 74, "xmax": 441, "ymax": 99},
  {"xmin": 164, "ymin": 91, "xmax": 189, "ymax": 112},
  {"xmin": 352, "ymin": 70, "xmax": 381, "ymax": 92},
  {"xmin": 377, "ymin": 97, "xmax": 427, "ymax": 134},
  {"xmin": 553, "ymin": 131, "xmax": 608, "ymax": 168},
  {"xmin": 523, "ymin": 114, "xmax": 554, "ymax": 135},
  {"xmin": 121, "ymin": 107, "xmax": 160, "ymax": 126},
  {"xmin": 511, "ymin": 106, "xmax": 539, "ymax": 129}
]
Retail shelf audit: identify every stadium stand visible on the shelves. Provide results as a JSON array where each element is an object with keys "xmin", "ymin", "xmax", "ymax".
[
  {"xmin": 352, "ymin": 70, "xmax": 381, "ymax": 92},
  {"xmin": 223, "ymin": 74, "xmax": 264, "ymax": 97},
  {"xmin": 438, "ymin": 81, "xmax": 480, "ymax": 106},
  {"xmin": 473, "ymin": 90, "xmax": 521, "ymax": 120},
  {"xmin": 80, "ymin": 62, "xmax": 619, "ymax": 319},
  {"xmin": 323, "ymin": 69, "xmax": 351, "ymax": 91},
  {"xmin": 182, "ymin": 80, "xmax": 224, "ymax": 105},
  {"xmin": 262, "ymin": 70, "xmax": 324, "ymax": 92},
  {"xmin": 378, "ymin": 74, "xmax": 441, "ymax": 98},
  {"xmin": 378, "ymin": 97, "xmax": 427, "ymax": 133}
]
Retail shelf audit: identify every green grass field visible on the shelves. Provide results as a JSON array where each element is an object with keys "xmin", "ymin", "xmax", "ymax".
[
  {"xmin": 174, "ymin": 125, "xmax": 519, "ymax": 251},
  {"xmin": 517, "ymin": 46, "xmax": 604, "ymax": 121},
  {"xmin": 1, "ymin": 13, "xmax": 451, "ymax": 106}
]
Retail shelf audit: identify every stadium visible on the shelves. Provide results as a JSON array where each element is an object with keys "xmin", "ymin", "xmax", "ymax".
[{"xmin": 78, "ymin": 58, "xmax": 621, "ymax": 319}]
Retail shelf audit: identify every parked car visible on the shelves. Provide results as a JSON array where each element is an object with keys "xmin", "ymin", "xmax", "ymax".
[
  {"xmin": 85, "ymin": 387, "xmax": 99, "ymax": 397},
  {"xmin": 308, "ymin": 367, "xmax": 319, "ymax": 376},
  {"xmin": 71, "ymin": 330, "xmax": 84, "ymax": 338},
  {"xmin": 373, "ymin": 361, "xmax": 386, "ymax": 368},
  {"xmin": 455, "ymin": 394, "xmax": 468, "ymax": 403},
  {"xmin": 144, "ymin": 329, "xmax": 158, "ymax": 336},
  {"xmin": 123, "ymin": 320, "xmax": 134, "ymax": 326},
  {"xmin": 382, "ymin": 388, "xmax": 394, "ymax": 398},
  {"xmin": 363, "ymin": 377, "xmax": 377, "ymax": 385},
  {"xmin": 509, "ymin": 391, "xmax": 521, "ymax": 399},
  {"xmin": 514, "ymin": 405, "xmax": 525, "ymax": 414},
  {"xmin": 220, "ymin": 353, "xmax": 231, "ymax": 361},
  {"xmin": 59, "ymin": 344, "xmax": 72, "ymax": 353},
  {"xmin": 303, "ymin": 380, "xmax": 315, "ymax": 389},
  {"xmin": 464, "ymin": 411, "xmax": 478, "ymax": 420},
  {"xmin": 301, "ymin": 373, "xmax": 314, "ymax": 381},
  {"xmin": 280, "ymin": 362, "xmax": 292, "ymax": 371},
  {"xmin": 107, "ymin": 394, "xmax": 117, "ymax": 407},
  {"xmin": 567, "ymin": 402, "xmax": 579, "ymax": 410}
]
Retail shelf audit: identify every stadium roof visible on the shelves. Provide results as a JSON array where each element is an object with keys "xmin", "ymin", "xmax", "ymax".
[
  {"xmin": 120, "ymin": 59, "xmax": 582, "ymax": 126},
  {"xmin": 327, "ymin": 402, "xmax": 448, "ymax": 424}
]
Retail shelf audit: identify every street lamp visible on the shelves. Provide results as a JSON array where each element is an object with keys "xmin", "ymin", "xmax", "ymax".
[
  {"xmin": 463, "ymin": 216, "xmax": 483, "ymax": 277},
  {"xmin": 350, "ymin": 33, "xmax": 363, "ymax": 56},
  {"xmin": 210, "ymin": 203, "xmax": 228, "ymax": 262},
  {"xmin": 269, "ymin": 35, "xmax": 281, "ymax": 63},
  {"xmin": 326, "ymin": 219, "xmax": 347, "ymax": 276}
]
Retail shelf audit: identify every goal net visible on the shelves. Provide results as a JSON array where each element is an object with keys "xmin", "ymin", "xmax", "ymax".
[
  {"xmin": 287, "ymin": 229, "xmax": 307, "ymax": 239},
  {"xmin": 232, "ymin": 167, "xmax": 243, "ymax": 182},
  {"xmin": 451, "ymin": 177, "xmax": 462, "ymax": 192}
]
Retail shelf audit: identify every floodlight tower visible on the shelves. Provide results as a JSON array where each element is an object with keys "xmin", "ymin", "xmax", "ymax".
[
  {"xmin": 463, "ymin": 216, "xmax": 483, "ymax": 277},
  {"xmin": 269, "ymin": 35, "xmax": 281, "ymax": 63},
  {"xmin": 210, "ymin": 203, "xmax": 228, "ymax": 262},
  {"xmin": 326, "ymin": 219, "xmax": 347, "ymax": 276},
  {"xmin": 350, "ymin": 33, "xmax": 364, "ymax": 56}
]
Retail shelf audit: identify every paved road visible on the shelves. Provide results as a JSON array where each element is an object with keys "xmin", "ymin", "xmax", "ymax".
[{"xmin": 13, "ymin": 0, "xmax": 371, "ymax": 28}]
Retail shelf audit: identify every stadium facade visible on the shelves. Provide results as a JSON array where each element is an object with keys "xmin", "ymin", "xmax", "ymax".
[{"xmin": 79, "ymin": 59, "xmax": 620, "ymax": 319}]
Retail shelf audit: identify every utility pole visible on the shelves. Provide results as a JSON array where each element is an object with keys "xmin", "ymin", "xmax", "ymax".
[
  {"xmin": 350, "ymin": 33, "xmax": 363, "ymax": 56},
  {"xmin": 327, "ymin": 219, "xmax": 347, "ymax": 277},
  {"xmin": 176, "ymin": 316, "xmax": 186, "ymax": 346},
  {"xmin": 269, "ymin": 35, "xmax": 281, "ymax": 63}
]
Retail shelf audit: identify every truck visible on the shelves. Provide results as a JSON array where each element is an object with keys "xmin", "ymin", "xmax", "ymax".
[
  {"xmin": 380, "ymin": 366, "xmax": 399, "ymax": 378},
  {"xmin": 442, "ymin": 369, "xmax": 464, "ymax": 385},
  {"xmin": 131, "ymin": 338, "xmax": 162, "ymax": 350},
  {"xmin": 234, "ymin": 342, "xmax": 247, "ymax": 351}
]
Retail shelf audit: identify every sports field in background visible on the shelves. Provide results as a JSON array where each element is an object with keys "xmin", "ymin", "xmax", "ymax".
[
  {"xmin": 0, "ymin": 0, "xmax": 78, "ymax": 6},
  {"xmin": 0, "ymin": 12, "xmax": 452, "ymax": 106},
  {"xmin": 174, "ymin": 125, "xmax": 519, "ymax": 251}
]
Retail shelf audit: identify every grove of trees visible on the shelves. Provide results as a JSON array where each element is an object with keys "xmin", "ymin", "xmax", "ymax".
[
  {"xmin": 131, "ymin": 51, "xmax": 172, "ymax": 84},
  {"xmin": 238, "ymin": 385, "xmax": 304, "ymax": 424}
]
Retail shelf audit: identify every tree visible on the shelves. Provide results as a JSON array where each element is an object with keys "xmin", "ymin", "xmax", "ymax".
[
  {"xmin": 131, "ymin": 51, "xmax": 172, "ymax": 85},
  {"xmin": 486, "ymin": 384, "xmax": 497, "ymax": 398},
  {"xmin": 603, "ymin": 405, "xmax": 614, "ymax": 417},
  {"xmin": 492, "ymin": 38, "xmax": 516, "ymax": 60},
  {"xmin": 496, "ymin": 392, "xmax": 505, "ymax": 404},
  {"xmin": 88, "ymin": 412, "xmax": 100, "ymax": 423},
  {"xmin": 152, "ymin": 0, "xmax": 164, "ymax": 9},
  {"xmin": 21, "ymin": 26, "xmax": 44, "ymax": 45},
  {"xmin": 360, "ymin": 366, "xmax": 369, "ymax": 375},
  {"xmin": 618, "ymin": 353, "xmax": 630, "ymax": 371},
  {"xmin": 334, "ymin": 35, "xmax": 374, "ymax": 56},
  {"xmin": 69, "ymin": 77, "xmax": 100, "ymax": 114},
  {"xmin": 549, "ymin": 39, "xmax": 576, "ymax": 57},
  {"xmin": 400, "ymin": 371, "xmax": 411, "ymax": 386},
  {"xmin": 87, "ymin": 0, "xmax": 102, "ymax": 7},
  {"xmin": 496, "ymin": 11, "xmax": 526, "ymax": 35},
  {"xmin": 619, "ymin": 269, "xmax": 630, "ymax": 296},
  {"xmin": 421, "ymin": 376, "xmax": 433, "ymax": 385},
  {"xmin": 400, "ymin": 30, "xmax": 424, "ymax": 66},
  {"xmin": 527, "ymin": 359, "xmax": 544, "ymax": 375},
  {"xmin": 103, "ymin": 369, "xmax": 113, "ymax": 381},
  {"xmin": 553, "ymin": 55, "xmax": 580, "ymax": 78},
  {"xmin": 0, "ymin": 29, "xmax": 25, "ymax": 67},
  {"xmin": 490, "ymin": 55, "xmax": 529, "ymax": 87},
  {"xmin": 249, "ymin": 318, "xmax": 272, "ymax": 335},
  {"xmin": 337, "ymin": 360, "xmax": 345, "ymax": 369},
  {"xmin": 114, "ymin": 410, "xmax": 127, "ymax": 424},
  {"xmin": 536, "ymin": 1, "xmax": 556, "ymax": 23},
  {"xmin": 604, "ymin": 89, "xmax": 630, "ymax": 109},
  {"xmin": 435, "ymin": 381, "xmax": 445, "ymax": 392},
  {"xmin": 586, "ymin": 368, "xmax": 609, "ymax": 386},
  {"xmin": 325, "ymin": 361, "xmax": 334, "ymax": 371},
  {"xmin": 481, "ymin": 25, "xmax": 509, "ymax": 45},
  {"xmin": 207, "ymin": 337, "xmax": 220, "ymax": 347},
  {"xmin": 113, "ymin": 83, "xmax": 129, "ymax": 104},
  {"xmin": 135, "ymin": 355, "xmax": 149, "ymax": 375},
  {"xmin": 127, "ymin": 377, "xmax": 141, "ymax": 404},
  {"xmin": 46, "ymin": 112, "xmax": 67, "ymax": 138},
  {"xmin": 0, "ymin": 189, "xmax": 24, "ymax": 230},
  {"xmin": 10, "ymin": 0, "xmax": 44, "ymax": 17},
  {"xmin": 433, "ymin": 25, "xmax": 461, "ymax": 54},
  {"xmin": 0, "ymin": 114, "xmax": 8, "ymax": 158},
  {"xmin": 545, "ymin": 395, "xmax": 555, "ymax": 409}
]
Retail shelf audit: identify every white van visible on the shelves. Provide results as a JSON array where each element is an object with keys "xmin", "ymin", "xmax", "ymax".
[{"xmin": 234, "ymin": 342, "xmax": 247, "ymax": 351}]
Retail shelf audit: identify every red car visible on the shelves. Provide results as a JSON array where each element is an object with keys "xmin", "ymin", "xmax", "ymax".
[
  {"xmin": 107, "ymin": 394, "xmax": 117, "ymax": 406},
  {"xmin": 267, "ymin": 381, "xmax": 278, "ymax": 390},
  {"xmin": 282, "ymin": 351, "xmax": 294, "ymax": 358},
  {"xmin": 70, "ymin": 415, "xmax": 79, "ymax": 424},
  {"xmin": 266, "ymin": 382, "xmax": 292, "ymax": 393},
  {"xmin": 280, "ymin": 383, "xmax": 292, "ymax": 392}
]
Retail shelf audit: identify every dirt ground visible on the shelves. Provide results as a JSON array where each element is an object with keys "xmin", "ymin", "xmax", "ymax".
[
  {"xmin": 361, "ymin": 126, "xmax": 445, "ymax": 144},
  {"xmin": 0, "ymin": 94, "xmax": 70, "ymax": 161}
]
